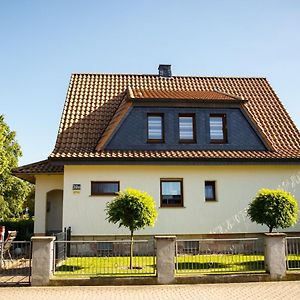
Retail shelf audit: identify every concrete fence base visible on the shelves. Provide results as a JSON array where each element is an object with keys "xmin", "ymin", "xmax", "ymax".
[
  {"xmin": 155, "ymin": 236, "xmax": 176, "ymax": 284},
  {"xmin": 264, "ymin": 233, "xmax": 287, "ymax": 280},
  {"xmin": 30, "ymin": 234, "xmax": 292, "ymax": 286},
  {"xmin": 31, "ymin": 236, "xmax": 55, "ymax": 286}
]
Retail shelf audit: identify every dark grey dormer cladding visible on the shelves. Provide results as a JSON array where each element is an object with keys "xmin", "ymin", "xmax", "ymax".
[{"xmin": 105, "ymin": 107, "xmax": 267, "ymax": 151}]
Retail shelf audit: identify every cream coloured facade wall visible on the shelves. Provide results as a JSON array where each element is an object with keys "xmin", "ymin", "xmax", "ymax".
[
  {"xmin": 62, "ymin": 164, "xmax": 300, "ymax": 236},
  {"xmin": 34, "ymin": 175, "xmax": 64, "ymax": 234}
]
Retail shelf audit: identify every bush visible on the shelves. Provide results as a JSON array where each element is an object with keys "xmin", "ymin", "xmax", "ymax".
[
  {"xmin": 0, "ymin": 218, "xmax": 34, "ymax": 241},
  {"xmin": 247, "ymin": 189, "xmax": 298, "ymax": 233}
]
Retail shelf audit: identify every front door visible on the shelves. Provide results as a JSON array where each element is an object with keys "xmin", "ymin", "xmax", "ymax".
[{"xmin": 46, "ymin": 190, "xmax": 63, "ymax": 234}]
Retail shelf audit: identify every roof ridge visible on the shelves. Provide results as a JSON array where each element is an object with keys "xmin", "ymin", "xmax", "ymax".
[
  {"xmin": 213, "ymin": 89, "xmax": 244, "ymax": 100},
  {"xmin": 70, "ymin": 73, "xmax": 267, "ymax": 79}
]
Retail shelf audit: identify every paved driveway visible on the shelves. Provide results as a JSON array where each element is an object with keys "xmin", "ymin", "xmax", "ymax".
[{"xmin": 1, "ymin": 281, "xmax": 300, "ymax": 299}]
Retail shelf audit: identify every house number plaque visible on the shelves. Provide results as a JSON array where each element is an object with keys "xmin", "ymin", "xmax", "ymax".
[{"xmin": 72, "ymin": 184, "xmax": 81, "ymax": 191}]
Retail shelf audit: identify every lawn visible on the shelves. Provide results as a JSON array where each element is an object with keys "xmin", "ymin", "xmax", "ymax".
[
  {"xmin": 53, "ymin": 254, "xmax": 267, "ymax": 278},
  {"xmin": 54, "ymin": 256, "xmax": 156, "ymax": 277},
  {"xmin": 287, "ymin": 254, "xmax": 300, "ymax": 270},
  {"xmin": 176, "ymin": 254, "xmax": 265, "ymax": 274},
  {"xmin": 53, "ymin": 254, "xmax": 300, "ymax": 278}
]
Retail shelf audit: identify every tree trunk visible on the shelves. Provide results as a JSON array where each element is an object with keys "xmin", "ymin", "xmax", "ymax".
[
  {"xmin": 130, "ymin": 230, "xmax": 134, "ymax": 269},
  {"xmin": 269, "ymin": 226, "xmax": 273, "ymax": 233}
]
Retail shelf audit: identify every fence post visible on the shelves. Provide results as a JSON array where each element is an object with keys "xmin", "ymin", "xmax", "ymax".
[
  {"xmin": 155, "ymin": 236, "xmax": 176, "ymax": 284},
  {"xmin": 264, "ymin": 233, "xmax": 286, "ymax": 280},
  {"xmin": 31, "ymin": 236, "xmax": 55, "ymax": 286},
  {"xmin": 66, "ymin": 226, "xmax": 71, "ymax": 257}
]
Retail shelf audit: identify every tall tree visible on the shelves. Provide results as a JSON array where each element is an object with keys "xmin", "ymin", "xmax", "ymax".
[
  {"xmin": 0, "ymin": 115, "xmax": 32, "ymax": 220},
  {"xmin": 106, "ymin": 188, "xmax": 157, "ymax": 269}
]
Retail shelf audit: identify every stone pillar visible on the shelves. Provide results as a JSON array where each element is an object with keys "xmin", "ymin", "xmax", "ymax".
[
  {"xmin": 31, "ymin": 236, "xmax": 55, "ymax": 286},
  {"xmin": 155, "ymin": 236, "xmax": 176, "ymax": 284},
  {"xmin": 264, "ymin": 233, "xmax": 286, "ymax": 280}
]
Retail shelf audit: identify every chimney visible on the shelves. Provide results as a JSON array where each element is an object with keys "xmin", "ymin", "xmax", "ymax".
[{"xmin": 158, "ymin": 64, "xmax": 172, "ymax": 77}]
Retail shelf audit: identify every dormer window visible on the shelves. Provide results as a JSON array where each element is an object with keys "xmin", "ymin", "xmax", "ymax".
[
  {"xmin": 179, "ymin": 114, "xmax": 196, "ymax": 143},
  {"xmin": 147, "ymin": 113, "xmax": 164, "ymax": 143},
  {"xmin": 209, "ymin": 114, "xmax": 227, "ymax": 143}
]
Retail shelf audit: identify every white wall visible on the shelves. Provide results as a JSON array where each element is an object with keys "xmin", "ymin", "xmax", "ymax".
[
  {"xmin": 34, "ymin": 175, "xmax": 64, "ymax": 235},
  {"xmin": 62, "ymin": 164, "xmax": 300, "ymax": 236}
]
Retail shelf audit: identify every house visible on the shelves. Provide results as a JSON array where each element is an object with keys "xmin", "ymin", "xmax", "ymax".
[{"xmin": 13, "ymin": 65, "xmax": 300, "ymax": 239}]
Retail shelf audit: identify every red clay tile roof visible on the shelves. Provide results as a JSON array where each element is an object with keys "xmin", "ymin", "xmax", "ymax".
[
  {"xmin": 49, "ymin": 73, "xmax": 299, "ymax": 161},
  {"xmin": 95, "ymin": 91, "xmax": 132, "ymax": 150},
  {"xmin": 50, "ymin": 149, "xmax": 300, "ymax": 160},
  {"xmin": 12, "ymin": 160, "xmax": 63, "ymax": 183},
  {"xmin": 13, "ymin": 72, "xmax": 300, "ymax": 180},
  {"xmin": 128, "ymin": 88, "xmax": 245, "ymax": 102}
]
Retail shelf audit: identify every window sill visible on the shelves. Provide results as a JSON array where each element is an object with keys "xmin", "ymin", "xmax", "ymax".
[
  {"xmin": 159, "ymin": 206, "xmax": 186, "ymax": 209},
  {"xmin": 210, "ymin": 140, "xmax": 227, "ymax": 144},
  {"xmin": 179, "ymin": 140, "xmax": 196, "ymax": 144},
  {"xmin": 89, "ymin": 194, "xmax": 117, "ymax": 197},
  {"xmin": 147, "ymin": 139, "xmax": 165, "ymax": 143}
]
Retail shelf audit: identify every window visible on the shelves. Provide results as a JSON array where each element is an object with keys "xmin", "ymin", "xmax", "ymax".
[
  {"xmin": 205, "ymin": 181, "xmax": 216, "ymax": 201},
  {"xmin": 160, "ymin": 179, "xmax": 183, "ymax": 207},
  {"xmin": 209, "ymin": 114, "xmax": 227, "ymax": 143},
  {"xmin": 147, "ymin": 113, "xmax": 164, "ymax": 142},
  {"xmin": 91, "ymin": 181, "xmax": 119, "ymax": 196},
  {"xmin": 97, "ymin": 242, "xmax": 113, "ymax": 256},
  {"xmin": 179, "ymin": 114, "xmax": 196, "ymax": 143},
  {"xmin": 183, "ymin": 241, "xmax": 199, "ymax": 254}
]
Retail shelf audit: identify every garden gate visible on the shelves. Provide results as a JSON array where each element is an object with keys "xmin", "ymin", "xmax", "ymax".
[{"xmin": 0, "ymin": 240, "xmax": 32, "ymax": 286}]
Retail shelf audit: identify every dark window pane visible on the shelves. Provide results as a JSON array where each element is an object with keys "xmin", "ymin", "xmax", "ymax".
[
  {"xmin": 179, "ymin": 116, "xmax": 194, "ymax": 140},
  {"xmin": 205, "ymin": 181, "xmax": 216, "ymax": 201},
  {"xmin": 148, "ymin": 115, "xmax": 162, "ymax": 140},
  {"xmin": 97, "ymin": 242, "xmax": 113, "ymax": 250},
  {"xmin": 91, "ymin": 182, "xmax": 119, "ymax": 195}
]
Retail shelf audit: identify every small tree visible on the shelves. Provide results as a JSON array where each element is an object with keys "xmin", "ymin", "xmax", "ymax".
[
  {"xmin": 106, "ymin": 188, "xmax": 157, "ymax": 269},
  {"xmin": 247, "ymin": 189, "xmax": 298, "ymax": 233}
]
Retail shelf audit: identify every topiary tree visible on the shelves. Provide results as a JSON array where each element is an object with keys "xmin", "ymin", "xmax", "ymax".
[
  {"xmin": 106, "ymin": 188, "xmax": 157, "ymax": 269},
  {"xmin": 247, "ymin": 188, "xmax": 298, "ymax": 233}
]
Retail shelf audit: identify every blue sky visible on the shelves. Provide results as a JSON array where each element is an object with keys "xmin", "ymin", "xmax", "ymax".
[{"xmin": 1, "ymin": 0, "xmax": 299, "ymax": 165}]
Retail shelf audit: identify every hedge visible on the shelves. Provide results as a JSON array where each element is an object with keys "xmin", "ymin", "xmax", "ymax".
[{"xmin": 0, "ymin": 218, "xmax": 34, "ymax": 241}]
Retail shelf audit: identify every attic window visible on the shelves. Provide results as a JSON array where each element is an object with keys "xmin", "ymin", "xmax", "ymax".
[
  {"xmin": 147, "ymin": 113, "xmax": 164, "ymax": 143},
  {"xmin": 179, "ymin": 114, "xmax": 196, "ymax": 143},
  {"xmin": 209, "ymin": 114, "xmax": 227, "ymax": 143}
]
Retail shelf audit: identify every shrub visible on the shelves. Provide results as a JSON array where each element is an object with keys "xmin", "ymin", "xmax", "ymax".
[
  {"xmin": 0, "ymin": 218, "xmax": 34, "ymax": 241},
  {"xmin": 247, "ymin": 189, "xmax": 298, "ymax": 233}
]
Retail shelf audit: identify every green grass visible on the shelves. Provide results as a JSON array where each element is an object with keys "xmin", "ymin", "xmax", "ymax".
[
  {"xmin": 54, "ymin": 256, "xmax": 156, "ymax": 278},
  {"xmin": 176, "ymin": 254, "xmax": 265, "ymax": 274},
  {"xmin": 287, "ymin": 254, "xmax": 300, "ymax": 270},
  {"xmin": 53, "ymin": 254, "xmax": 300, "ymax": 278}
]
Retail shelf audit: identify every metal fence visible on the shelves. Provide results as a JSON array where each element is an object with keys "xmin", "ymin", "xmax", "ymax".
[
  {"xmin": 53, "ymin": 227, "xmax": 71, "ymax": 261},
  {"xmin": 53, "ymin": 239, "xmax": 156, "ymax": 277},
  {"xmin": 286, "ymin": 237, "xmax": 300, "ymax": 270},
  {"xmin": 0, "ymin": 241, "xmax": 31, "ymax": 286},
  {"xmin": 175, "ymin": 238, "xmax": 265, "ymax": 275}
]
